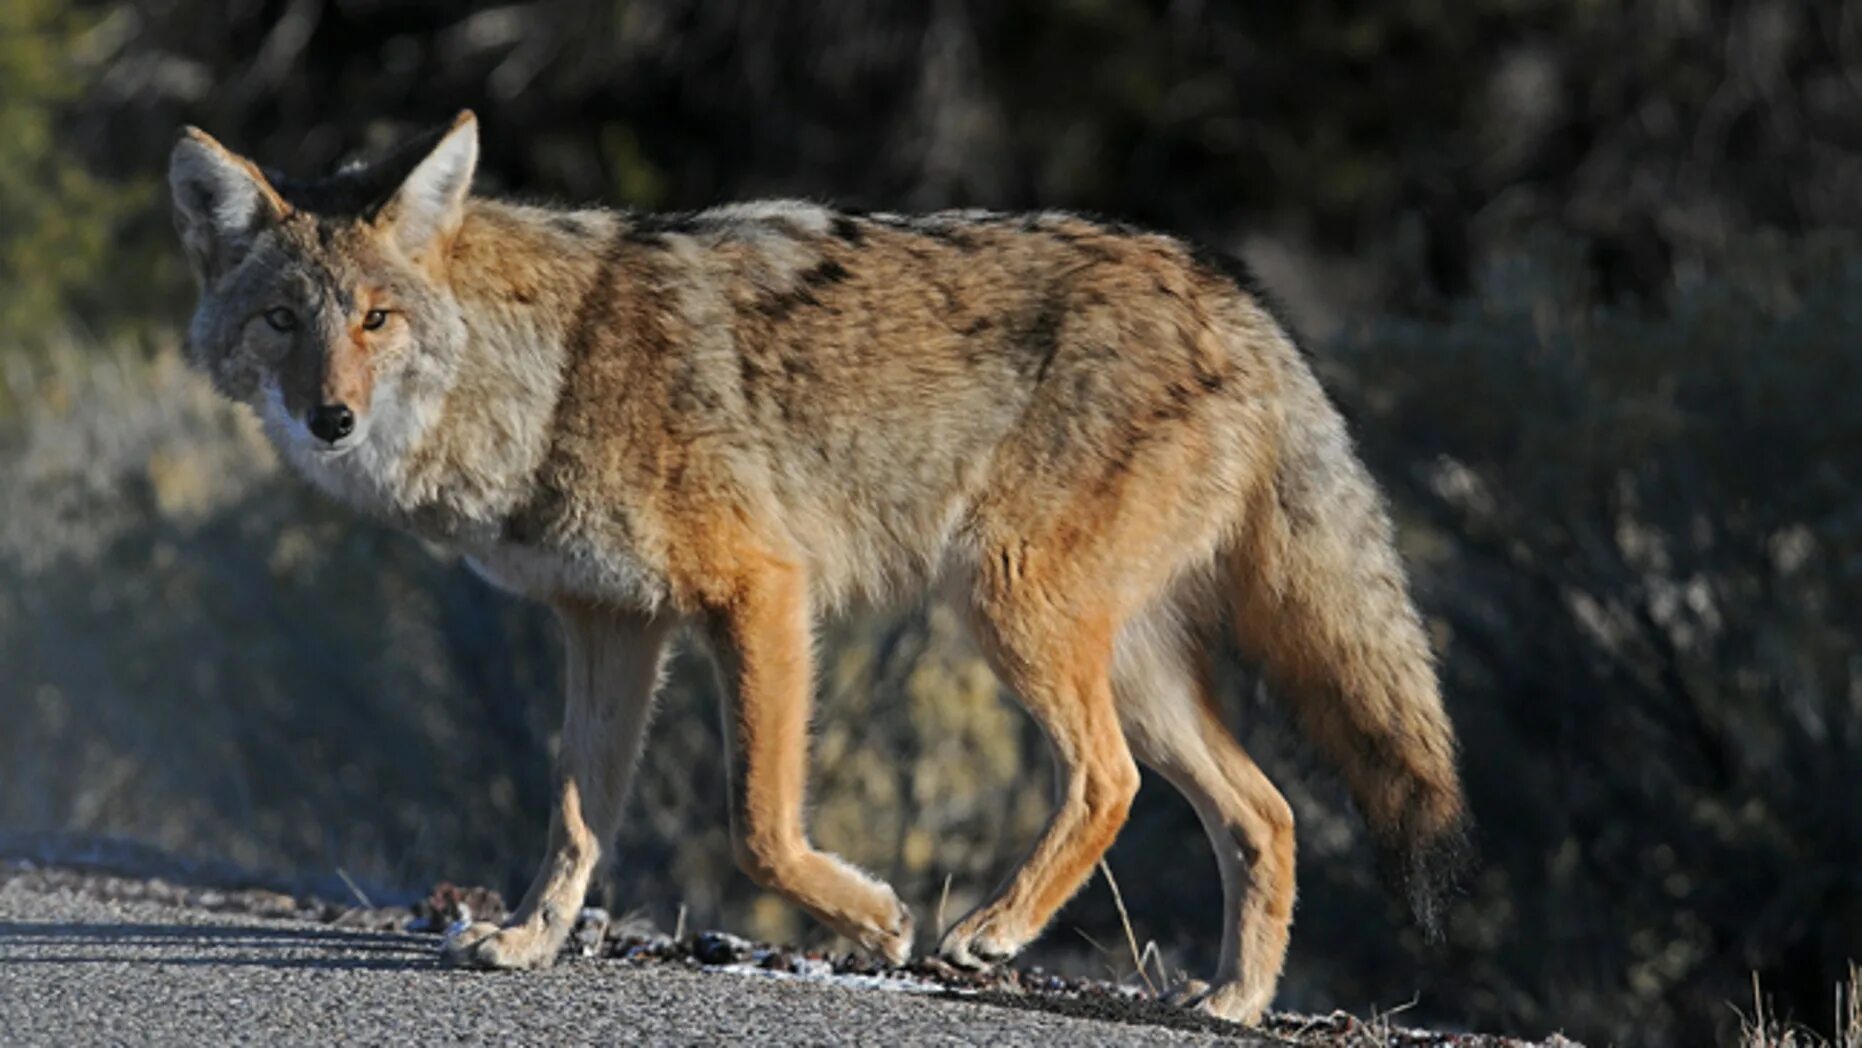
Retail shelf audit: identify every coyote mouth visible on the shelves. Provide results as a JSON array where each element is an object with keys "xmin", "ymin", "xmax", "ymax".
[{"xmin": 311, "ymin": 441, "xmax": 362, "ymax": 460}]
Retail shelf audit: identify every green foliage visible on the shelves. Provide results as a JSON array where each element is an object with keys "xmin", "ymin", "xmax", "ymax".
[
  {"xmin": 1313, "ymin": 235, "xmax": 1862, "ymax": 1044},
  {"xmin": 0, "ymin": 1, "xmax": 147, "ymax": 342}
]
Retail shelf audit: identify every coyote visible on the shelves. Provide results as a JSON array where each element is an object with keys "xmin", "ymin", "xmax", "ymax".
[{"xmin": 168, "ymin": 112, "xmax": 1466, "ymax": 1023}]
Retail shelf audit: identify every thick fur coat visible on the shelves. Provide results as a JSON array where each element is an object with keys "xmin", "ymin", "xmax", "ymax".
[{"xmin": 168, "ymin": 112, "xmax": 1466, "ymax": 1024}]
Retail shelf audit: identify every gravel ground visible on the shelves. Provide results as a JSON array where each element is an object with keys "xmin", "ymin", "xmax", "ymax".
[
  {"xmin": 0, "ymin": 847, "xmax": 1576, "ymax": 1047},
  {"xmin": 0, "ymin": 877, "xmax": 1256, "ymax": 1046}
]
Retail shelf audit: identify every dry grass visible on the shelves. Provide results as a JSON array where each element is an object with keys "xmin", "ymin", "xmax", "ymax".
[
  {"xmin": 1096, "ymin": 858, "xmax": 1175, "ymax": 996},
  {"xmin": 1740, "ymin": 964, "xmax": 1862, "ymax": 1048},
  {"xmin": 1097, "ymin": 858, "xmax": 1154, "ymax": 994},
  {"xmin": 334, "ymin": 866, "xmax": 374, "ymax": 909}
]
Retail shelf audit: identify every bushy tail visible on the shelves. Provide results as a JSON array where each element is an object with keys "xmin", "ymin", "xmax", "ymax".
[{"xmin": 1226, "ymin": 380, "xmax": 1470, "ymax": 934}]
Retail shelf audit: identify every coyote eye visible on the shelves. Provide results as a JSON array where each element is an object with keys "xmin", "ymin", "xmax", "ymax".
[
  {"xmin": 362, "ymin": 309, "xmax": 389, "ymax": 331},
  {"xmin": 263, "ymin": 307, "xmax": 297, "ymax": 332}
]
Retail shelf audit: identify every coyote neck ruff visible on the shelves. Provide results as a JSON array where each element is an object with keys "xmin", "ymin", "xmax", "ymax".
[
  {"xmin": 260, "ymin": 200, "xmax": 657, "ymax": 603},
  {"xmin": 168, "ymin": 111, "xmax": 1468, "ymax": 1025}
]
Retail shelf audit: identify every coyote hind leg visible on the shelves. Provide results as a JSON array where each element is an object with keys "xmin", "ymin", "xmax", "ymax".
[
  {"xmin": 1113, "ymin": 612, "xmax": 1295, "ymax": 1025},
  {"xmin": 937, "ymin": 551, "xmax": 1142, "ymax": 969}
]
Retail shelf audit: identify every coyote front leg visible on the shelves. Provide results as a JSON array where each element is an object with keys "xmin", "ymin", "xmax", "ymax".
[
  {"xmin": 704, "ymin": 555, "xmax": 915, "ymax": 963},
  {"xmin": 443, "ymin": 601, "xmax": 672, "ymax": 969}
]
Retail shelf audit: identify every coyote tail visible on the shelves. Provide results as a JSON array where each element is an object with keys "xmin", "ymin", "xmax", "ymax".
[{"xmin": 1226, "ymin": 379, "xmax": 1470, "ymax": 934}]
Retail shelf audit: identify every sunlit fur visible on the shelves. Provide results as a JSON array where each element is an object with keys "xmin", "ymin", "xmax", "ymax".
[{"xmin": 169, "ymin": 113, "xmax": 1467, "ymax": 1024}]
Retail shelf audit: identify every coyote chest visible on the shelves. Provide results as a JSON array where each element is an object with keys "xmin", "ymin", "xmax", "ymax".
[
  {"xmin": 463, "ymin": 542, "xmax": 563, "ymax": 598},
  {"xmin": 463, "ymin": 537, "xmax": 665, "ymax": 610}
]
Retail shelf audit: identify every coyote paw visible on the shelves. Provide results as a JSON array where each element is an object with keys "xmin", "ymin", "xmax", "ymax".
[
  {"xmin": 853, "ymin": 892, "xmax": 915, "ymax": 966},
  {"xmin": 1164, "ymin": 978, "xmax": 1210, "ymax": 1006},
  {"xmin": 935, "ymin": 912, "xmax": 1025, "ymax": 970},
  {"xmin": 439, "ymin": 920, "xmax": 560, "ymax": 970},
  {"xmin": 1174, "ymin": 979, "xmax": 1270, "ymax": 1026},
  {"xmin": 821, "ymin": 881, "xmax": 913, "ymax": 966}
]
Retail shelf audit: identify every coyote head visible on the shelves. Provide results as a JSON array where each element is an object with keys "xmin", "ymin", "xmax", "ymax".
[{"xmin": 168, "ymin": 112, "xmax": 479, "ymax": 465}]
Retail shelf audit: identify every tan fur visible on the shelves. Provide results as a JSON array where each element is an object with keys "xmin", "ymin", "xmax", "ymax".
[
  {"xmin": 1114, "ymin": 602, "xmax": 1297, "ymax": 1018},
  {"xmin": 169, "ymin": 114, "xmax": 1467, "ymax": 1024},
  {"xmin": 696, "ymin": 527, "xmax": 914, "ymax": 961},
  {"xmin": 445, "ymin": 598, "xmax": 674, "ymax": 968}
]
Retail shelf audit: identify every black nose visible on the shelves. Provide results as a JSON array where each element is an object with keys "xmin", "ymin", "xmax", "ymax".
[{"xmin": 307, "ymin": 403, "xmax": 355, "ymax": 444}]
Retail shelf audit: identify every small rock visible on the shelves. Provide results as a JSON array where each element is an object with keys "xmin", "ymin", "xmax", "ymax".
[
  {"xmin": 768, "ymin": 951, "xmax": 834, "ymax": 976},
  {"xmin": 791, "ymin": 955, "xmax": 834, "ymax": 978},
  {"xmin": 410, "ymin": 881, "xmax": 507, "ymax": 932},
  {"xmin": 691, "ymin": 930, "xmax": 754, "ymax": 966},
  {"xmin": 615, "ymin": 931, "xmax": 676, "ymax": 963},
  {"xmin": 571, "ymin": 907, "xmax": 611, "ymax": 957},
  {"xmin": 245, "ymin": 890, "xmax": 299, "ymax": 918}
]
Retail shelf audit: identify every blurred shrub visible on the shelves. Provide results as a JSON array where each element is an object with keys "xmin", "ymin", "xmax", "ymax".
[
  {"xmin": 0, "ymin": 1, "xmax": 147, "ymax": 344},
  {"xmin": 1304, "ymin": 233, "xmax": 1862, "ymax": 1044},
  {"xmin": 0, "ymin": 334, "xmax": 1055, "ymax": 947},
  {"xmin": 0, "ymin": 338, "xmax": 562, "ymax": 885},
  {"xmin": 17, "ymin": 0, "xmax": 1862, "ymax": 336}
]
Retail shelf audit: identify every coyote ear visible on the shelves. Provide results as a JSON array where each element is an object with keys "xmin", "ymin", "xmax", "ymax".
[
  {"xmin": 169, "ymin": 128, "xmax": 289, "ymax": 285},
  {"xmin": 380, "ymin": 111, "xmax": 478, "ymax": 264}
]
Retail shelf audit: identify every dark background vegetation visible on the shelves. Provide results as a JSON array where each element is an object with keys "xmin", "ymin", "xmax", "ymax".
[{"xmin": 3, "ymin": 2, "xmax": 1859, "ymax": 1044}]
